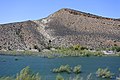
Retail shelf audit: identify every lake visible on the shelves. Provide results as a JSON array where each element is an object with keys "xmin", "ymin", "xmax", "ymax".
[{"xmin": 0, "ymin": 55, "xmax": 120, "ymax": 80}]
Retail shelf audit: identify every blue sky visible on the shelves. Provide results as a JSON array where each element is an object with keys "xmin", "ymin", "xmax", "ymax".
[{"xmin": 0, "ymin": 0, "xmax": 120, "ymax": 24}]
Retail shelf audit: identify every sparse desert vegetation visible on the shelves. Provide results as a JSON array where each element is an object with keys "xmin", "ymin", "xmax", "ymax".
[
  {"xmin": 0, "ymin": 66, "xmax": 41, "ymax": 80},
  {"xmin": 73, "ymin": 65, "xmax": 82, "ymax": 74},
  {"xmin": 53, "ymin": 65, "xmax": 72, "ymax": 74},
  {"xmin": 1, "ymin": 66, "xmax": 119, "ymax": 80},
  {"xmin": 0, "ymin": 8, "xmax": 120, "ymax": 52},
  {"xmin": 96, "ymin": 68, "xmax": 114, "ymax": 79}
]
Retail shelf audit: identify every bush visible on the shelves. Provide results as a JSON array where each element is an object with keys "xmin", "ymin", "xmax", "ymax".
[
  {"xmin": 80, "ymin": 46, "xmax": 88, "ymax": 50},
  {"xmin": 73, "ymin": 65, "xmax": 82, "ymax": 74},
  {"xmin": 111, "ymin": 46, "xmax": 120, "ymax": 52},
  {"xmin": 16, "ymin": 66, "xmax": 41, "ymax": 80},
  {"xmin": 93, "ymin": 51, "xmax": 104, "ymax": 57},
  {"xmin": 72, "ymin": 44, "xmax": 88, "ymax": 50},
  {"xmin": 53, "ymin": 65, "xmax": 72, "ymax": 74},
  {"xmin": 56, "ymin": 74, "xmax": 64, "ymax": 80},
  {"xmin": 96, "ymin": 68, "xmax": 114, "ymax": 78},
  {"xmin": 0, "ymin": 66, "xmax": 41, "ymax": 80},
  {"xmin": 53, "ymin": 65, "xmax": 82, "ymax": 74},
  {"xmin": 0, "ymin": 77, "xmax": 14, "ymax": 80},
  {"xmin": 73, "ymin": 44, "xmax": 81, "ymax": 50},
  {"xmin": 119, "ymin": 68, "xmax": 120, "ymax": 72}
]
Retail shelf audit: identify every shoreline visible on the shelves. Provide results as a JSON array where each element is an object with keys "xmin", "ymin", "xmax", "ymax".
[{"xmin": 0, "ymin": 49, "xmax": 120, "ymax": 58}]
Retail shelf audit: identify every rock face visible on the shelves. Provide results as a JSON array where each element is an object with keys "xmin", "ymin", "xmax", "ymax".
[
  {"xmin": 0, "ymin": 21, "xmax": 47, "ymax": 51},
  {"xmin": 0, "ymin": 8, "xmax": 120, "ymax": 51}
]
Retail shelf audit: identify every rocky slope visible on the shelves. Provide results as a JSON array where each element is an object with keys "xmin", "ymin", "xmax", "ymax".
[{"xmin": 0, "ymin": 8, "xmax": 120, "ymax": 51}]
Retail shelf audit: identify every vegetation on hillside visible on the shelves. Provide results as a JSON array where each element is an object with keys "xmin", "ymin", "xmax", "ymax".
[
  {"xmin": 0, "ymin": 44, "xmax": 109, "ymax": 58},
  {"xmin": 111, "ymin": 46, "xmax": 120, "ymax": 52},
  {"xmin": 1, "ymin": 44, "xmax": 120, "ymax": 58}
]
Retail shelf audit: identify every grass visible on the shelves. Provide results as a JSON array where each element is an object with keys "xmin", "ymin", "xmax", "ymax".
[
  {"xmin": 50, "ymin": 48, "xmax": 105, "ymax": 57},
  {"xmin": 0, "ymin": 49, "xmax": 105, "ymax": 59},
  {"xmin": 0, "ymin": 50, "xmax": 39, "ymax": 56},
  {"xmin": 0, "ymin": 45, "xmax": 120, "ymax": 58}
]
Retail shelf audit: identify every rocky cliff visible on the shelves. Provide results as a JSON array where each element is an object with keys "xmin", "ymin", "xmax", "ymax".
[{"xmin": 0, "ymin": 8, "xmax": 120, "ymax": 51}]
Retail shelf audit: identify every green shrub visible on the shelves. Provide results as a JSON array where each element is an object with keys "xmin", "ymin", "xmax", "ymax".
[
  {"xmin": 73, "ymin": 65, "xmax": 82, "ymax": 74},
  {"xmin": 111, "ymin": 46, "xmax": 120, "ymax": 52},
  {"xmin": 0, "ymin": 76, "xmax": 14, "ymax": 80},
  {"xmin": 117, "ymin": 53, "xmax": 120, "ymax": 56},
  {"xmin": 53, "ymin": 65, "xmax": 83, "ymax": 74},
  {"xmin": 0, "ymin": 66, "xmax": 41, "ymax": 80},
  {"xmin": 16, "ymin": 66, "xmax": 41, "ymax": 80},
  {"xmin": 119, "ymin": 68, "xmax": 120, "ymax": 72},
  {"xmin": 73, "ymin": 44, "xmax": 81, "ymax": 50},
  {"xmin": 53, "ymin": 65, "xmax": 72, "ymax": 73},
  {"xmin": 56, "ymin": 74, "xmax": 64, "ymax": 80},
  {"xmin": 93, "ymin": 51, "xmax": 104, "ymax": 56},
  {"xmin": 96, "ymin": 68, "xmax": 114, "ymax": 78},
  {"xmin": 80, "ymin": 46, "xmax": 88, "ymax": 50}
]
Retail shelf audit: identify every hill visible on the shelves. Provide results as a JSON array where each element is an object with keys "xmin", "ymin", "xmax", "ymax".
[{"xmin": 0, "ymin": 8, "xmax": 120, "ymax": 51}]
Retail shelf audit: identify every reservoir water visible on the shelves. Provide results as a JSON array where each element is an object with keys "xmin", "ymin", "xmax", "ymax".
[{"xmin": 0, "ymin": 55, "xmax": 120, "ymax": 80}]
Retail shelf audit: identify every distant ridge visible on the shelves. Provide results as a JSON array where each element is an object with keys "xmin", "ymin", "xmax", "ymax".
[{"xmin": 0, "ymin": 8, "xmax": 120, "ymax": 51}]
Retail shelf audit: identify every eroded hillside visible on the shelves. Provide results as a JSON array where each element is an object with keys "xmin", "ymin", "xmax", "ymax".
[{"xmin": 0, "ymin": 8, "xmax": 120, "ymax": 51}]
